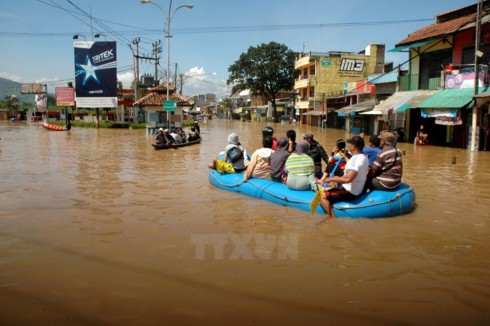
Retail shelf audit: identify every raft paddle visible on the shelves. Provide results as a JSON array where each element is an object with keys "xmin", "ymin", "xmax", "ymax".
[{"xmin": 310, "ymin": 157, "xmax": 343, "ymax": 214}]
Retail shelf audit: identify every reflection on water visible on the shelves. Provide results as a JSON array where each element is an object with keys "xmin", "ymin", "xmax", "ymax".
[{"xmin": 1, "ymin": 120, "xmax": 490, "ymax": 324}]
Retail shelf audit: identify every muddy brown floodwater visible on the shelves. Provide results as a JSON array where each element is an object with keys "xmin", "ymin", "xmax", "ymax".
[{"xmin": 0, "ymin": 120, "xmax": 489, "ymax": 325}]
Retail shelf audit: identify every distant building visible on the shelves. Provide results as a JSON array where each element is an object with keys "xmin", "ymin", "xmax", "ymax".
[{"xmin": 294, "ymin": 44, "xmax": 385, "ymax": 127}]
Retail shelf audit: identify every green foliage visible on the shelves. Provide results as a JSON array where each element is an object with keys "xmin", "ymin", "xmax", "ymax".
[{"xmin": 227, "ymin": 42, "xmax": 299, "ymax": 120}]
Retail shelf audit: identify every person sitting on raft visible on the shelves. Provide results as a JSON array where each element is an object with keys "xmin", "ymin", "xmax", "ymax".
[
  {"xmin": 365, "ymin": 132, "xmax": 403, "ymax": 191},
  {"xmin": 164, "ymin": 129, "xmax": 176, "ymax": 145},
  {"xmin": 208, "ymin": 132, "xmax": 249, "ymax": 174},
  {"xmin": 303, "ymin": 131, "xmax": 329, "ymax": 179},
  {"xmin": 188, "ymin": 124, "xmax": 201, "ymax": 142},
  {"xmin": 178, "ymin": 128, "xmax": 187, "ymax": 143},
  {"xmin": 270, "ymin": 137, "xmax": 290, "ymax": 183},
  {"xmin": 317, "ymin": 139, "xmax": 351, "ymax": 186},
  {"xmin": 243, "ymin": 136, "xmax": 274, "ymax": 182},
  {"xmin": 319, "ymin": 135, "xmax": 369, "ymax": 217},
  {"xmin": 286, "ymin": 129, "xmax": 297, "ymax": 153},
  {"xmin": 284, "ymin": 140, "xmax": 316, "ymax": 191},
  {"xmin": 155, "ymin": 128, "xmax": 169, "ymax": 145},
  {"xmin": 363, "ymin": 134, "xmax": 381, "ymax": 164},
  {"xmin": 262, "ymin": 126, "xmax": 278, "ymax": 150}
]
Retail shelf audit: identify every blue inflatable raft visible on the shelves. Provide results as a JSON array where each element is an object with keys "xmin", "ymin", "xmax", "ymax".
[{"xmin": 208, "ymin": 170, "xmax": 416, "ymax": 218}]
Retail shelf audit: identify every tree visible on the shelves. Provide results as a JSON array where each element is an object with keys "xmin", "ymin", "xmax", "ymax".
[
  {"xmin": 227, "ymin": 42, "xmax": 299, "ymax": 121},
  {"xmin": 7, "ymin": 95, "xmax": 20, "ymax": 118},
  {"xmin": 219, "ymin": 97, "xmax": 234, "ymax": 118}
]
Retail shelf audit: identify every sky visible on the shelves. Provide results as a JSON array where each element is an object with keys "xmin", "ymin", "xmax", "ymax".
[{"xmin": 0, "ymin": 0, "xmax": 478, "ymax": 100}]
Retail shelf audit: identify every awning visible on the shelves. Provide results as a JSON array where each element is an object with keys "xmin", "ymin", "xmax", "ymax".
[
  {"xmin": 395, "ymin": 90, "xmax": 438, "ymax": 112},
  {"xmin": 418, "ymin": 87, "xmax": 490, "ymax": 109},
  {"xmin": 389, "ymin": 39, "xmax": 435, "ymax": 52},
  {"xmin": 360, "ymin": 110, "xmax": 383, "ymax": 115},
  {"xmin": 336, "ymin": 99, "xmax": 376, "ymax": 115},
  {"xmin": 303, "ymin": 110, "xmax": 327, "ymax": 115},
  {"xmin": 372, "ymin": 91, "xmax": 421, "ymax": 114},
  {"xmin": 474, "ymin": 90, "xmax": 490, "ymax": 107}
]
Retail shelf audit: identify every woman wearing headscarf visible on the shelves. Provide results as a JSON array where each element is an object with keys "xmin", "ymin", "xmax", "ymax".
[
  {"xmin": 284, "ymin": 140, "xmax": 316, "ymax": 190},
  {"xmin": 270, "ymin": 137, "xmax": 290, "ymax": 183},
  {"xmin": 208, "ymin": 133, "xmax": 249, "ymax": 173},
  {"xmin": 243, "ymin": 136, "xmax": 274, "ymax": 182}
]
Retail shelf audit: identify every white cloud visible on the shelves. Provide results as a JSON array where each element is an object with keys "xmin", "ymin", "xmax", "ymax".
[
  {"xmin": 0, "ymin": 72, "xmax": 21, "ymax": 82},
  {"xmin": 118, "ymin": 71, "xmax": 134, "ymax": 89},
  {"xmin": 181, "ymin": 66, "xmax": 230, "ymax": 99}
]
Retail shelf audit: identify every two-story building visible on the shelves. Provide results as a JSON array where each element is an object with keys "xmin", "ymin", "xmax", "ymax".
[{"xmin": 369, "ymin": 1, "xmax": 490, "ymax": 149}]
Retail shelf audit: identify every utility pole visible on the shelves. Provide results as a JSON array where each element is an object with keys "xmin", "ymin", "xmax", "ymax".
[
  {"xmin": 152, "ymin": 40, "xmax": 162, "ymax": 86},
  {"xmin": 174, "ymin": 62, "xmax": 178, "ymax": 92},
  {"xmin": 132, "ymin": 38, "xmax": 140, "ymax": 101},
  {"xmin": 471, "ymin": 0, "xmax": 483, "ymax": 151}
]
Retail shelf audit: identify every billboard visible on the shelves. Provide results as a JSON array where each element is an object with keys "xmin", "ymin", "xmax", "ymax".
[
  {"xmin": 21, "ymin": 83, "xmax": 44, "ymax": 94},
  {"xmin": 74, "ymin": 41, "xmax": 117, "ymax": 108},
  {"xmin": 56, "ymin": 87, "xmax": 75, "ymax": 106}
]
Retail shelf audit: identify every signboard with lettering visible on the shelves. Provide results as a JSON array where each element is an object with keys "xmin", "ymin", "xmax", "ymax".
[
  {"xmin": 320, "ymin": 59, "xmax": 331, "ymax": 68},
  {"xmin": 164, "ymin": 100, "xmax": 177, "ymax": 111},
  {"xmin": 74, "ymin": 41, "xmax": 117, "ymax": 108},
  {"xmin": 56, "ymin": 87, "xmax": 75, "ymax": 106},
  {"xmin": 339, "ymin": 58, "xmax": 365, "ymax": 73},
  {"xmin": 20, "ymin": 83, "xmax": 44, "ymax": 94}
]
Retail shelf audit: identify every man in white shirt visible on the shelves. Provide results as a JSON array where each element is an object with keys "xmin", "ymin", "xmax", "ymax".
[{"xmin": 320, "ymin": 135, "xmax": 369, "ymax": 217}]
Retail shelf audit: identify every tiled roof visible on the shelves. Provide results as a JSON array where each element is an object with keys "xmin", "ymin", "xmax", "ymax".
[
  {"xmin": 396, "ymin": 13, "xmax": 477, "ymax": 46},
  {"xmin": 133, "ymin": 85, "xmax": 192, "ymax": 106}
]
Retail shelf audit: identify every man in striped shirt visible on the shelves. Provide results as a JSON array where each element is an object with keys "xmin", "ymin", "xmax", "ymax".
[{"xmin": 367, "ymin": 132, "xmax": 403, "ymax": 191}]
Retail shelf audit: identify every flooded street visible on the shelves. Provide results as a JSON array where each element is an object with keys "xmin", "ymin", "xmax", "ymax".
[{"xmin": 1, "ymin": 119, "xmax": 489, "ymax": 325}]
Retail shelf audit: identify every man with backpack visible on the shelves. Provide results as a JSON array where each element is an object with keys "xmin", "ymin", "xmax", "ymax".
[{"xmin": 303, "ymin": 131, "xmax": 329, "ymax": 179}]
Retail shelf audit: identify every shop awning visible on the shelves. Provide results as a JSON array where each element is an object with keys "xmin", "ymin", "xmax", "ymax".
[
  {"xmin": 395, "ymin": 90, "xmax": 438, "ymax": 112},
  {"xmin": 474, "ymin": 90, "xmax": 490, "ymax": 107},
  {"xmin": 303, "ymin": 109, "xmax": 326, "ymax": 116},
  {"xmin": 388, "ymin": 39, "xmax": 435, "ymax": 52},
  {"xmin": 418, "ymin": 87, "xmax": 490, "ymax": 109},
  {"xmin": 360, "ymin": 110, "xmax": 383, "ymax": 115},
  {"xmin": 372, "ymin": 91, "xmax": 421, "ymax": 114},
  {"xmin": 336, "ymin": 99, "xmax": 376, "ymax": 114}
]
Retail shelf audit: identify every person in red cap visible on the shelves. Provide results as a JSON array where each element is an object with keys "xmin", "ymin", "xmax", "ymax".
[{"xmin": 320, "ymin": 135, "xmax": 369, "ymax": 217}]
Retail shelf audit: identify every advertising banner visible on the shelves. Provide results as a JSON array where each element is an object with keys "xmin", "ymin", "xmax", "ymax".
[
  {"xmin": 21, "ymin": 83, "xmax": 44, "ymax": 94},
  {"xmin": 74, "ymin": 41, "xmax": 117, "ymax": 108},
  {"xmin": 56, "ymin": 87, "xmax": 75, "ymax": 106}
]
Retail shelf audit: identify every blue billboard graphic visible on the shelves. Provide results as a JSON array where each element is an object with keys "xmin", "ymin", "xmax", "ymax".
[{"xmin": 74, "ymin": 41, "xmax": 117, "ymax": 108}]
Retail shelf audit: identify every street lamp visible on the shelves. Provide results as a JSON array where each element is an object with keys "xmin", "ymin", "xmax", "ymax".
[
  {"xmin": 94, "ymin": 33, "xmax": 107, "ymax": 40},
  {"xmin": 73, "ymin": 34, "xmax": 87, "ymax": 40},
  {"xmin": 140, "ymin": 0, "xmax": 193, "ymax": 128}
]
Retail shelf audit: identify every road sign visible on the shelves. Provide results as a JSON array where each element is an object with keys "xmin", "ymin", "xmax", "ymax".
[{"xmin": 164, "ymin": 100, "xmax": 177, "ymax": 111}]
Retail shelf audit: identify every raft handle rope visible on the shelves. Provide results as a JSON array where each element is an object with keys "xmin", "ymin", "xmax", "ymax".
[
  {"xmin": 211, "ymin": 171, "xmax": 414, "ymax": 212},
  {"xmin": 210, "ymin": 171, "xmax": 313, "ymax": 205},
  {"xmin": 334, "ymin": 187, "xmax": 413, "ymax": 212}
]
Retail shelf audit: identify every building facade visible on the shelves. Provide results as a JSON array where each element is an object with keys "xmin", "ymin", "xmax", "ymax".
[{"xmin": 294, "ymin": 44, "xmax": 385, "ymax": 127}]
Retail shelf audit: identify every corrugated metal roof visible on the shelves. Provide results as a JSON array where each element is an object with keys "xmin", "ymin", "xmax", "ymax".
[
  {"xmin": 368, "ymin": 71, "xmax": 399, "ymax": 84},
  {"xmin": 373, "ymin": 91, "xmax": 421, "ymax": 113},
  {"xmin": 418, "ymin": 88, "xmax": 490, "ymax": 108},
  {"xmin": 337, "ymin": 99, "xmax": 376, "ymax": 114},
  {"xmin": 395, "ymin": 90, "xmax": 438, "ymax": 111}
]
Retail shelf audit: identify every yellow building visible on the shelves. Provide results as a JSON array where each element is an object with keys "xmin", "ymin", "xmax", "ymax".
[{"xmin": 294, "ymin": 44, "xmax": 385, "ymax": 125}]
